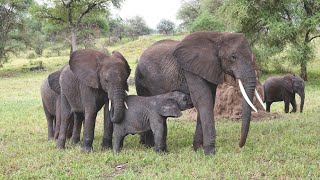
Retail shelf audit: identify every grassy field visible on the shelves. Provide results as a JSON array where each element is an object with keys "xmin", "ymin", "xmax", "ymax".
[{"xmin": 0, "ymin": 34, "xmax": 319, "ymax": 179}]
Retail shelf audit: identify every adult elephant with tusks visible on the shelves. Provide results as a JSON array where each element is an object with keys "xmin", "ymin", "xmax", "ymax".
[
  {"xmin": 57, "ymin": 49, "xmax": 131, "ymax": 152},
  {"xmin": 135, "ymin": 31, "xmax": 265, "ymax": 155},
  {"xmin": 263, "ymin": 74, "xmax": 305, "ymax": 113}
]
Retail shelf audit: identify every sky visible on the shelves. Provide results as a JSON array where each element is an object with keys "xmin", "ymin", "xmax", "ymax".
[{"xmin": 111, "ymin": 0, "xmax": 182, "ymax": 29}]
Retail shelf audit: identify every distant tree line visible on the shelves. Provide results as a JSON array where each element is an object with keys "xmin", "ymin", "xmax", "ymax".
[
  {"xmin": 177, "ymin": 0, "xmax": 320, "ymax": 80},
  {"xmin": 0, "ymin": 0, "xmax": 179, "ymax": 66}
]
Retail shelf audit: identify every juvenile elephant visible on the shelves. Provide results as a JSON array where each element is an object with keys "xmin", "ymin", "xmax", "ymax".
[
  {"xmin": 57, "ymin": 49, "xmax": 131, "ymax": 152},
  {"xmin": 135, "ymin": 32, "xmax": 264, "ymax": 154},
  {"xmin": 263, "ymin": 74, "xmax": 305, "ymax": 113},
  {"xmin": 41, "ymin": 67, "xmax": 73, "ymax": 140},
  {"xmin": 113, "ymin": 91, "xmax": 192, "ymax": 153}
]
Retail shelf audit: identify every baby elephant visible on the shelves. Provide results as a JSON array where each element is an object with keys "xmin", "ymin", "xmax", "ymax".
[
  {"xmin": 264, "ymin": 74, "xmax": 305, "ymax": 113},
  {"xmin": 113, "ymin": 91, "xmax": 192, "ymax": 153},
  {"xmin": 41, "ymin": 68, "xmax": 73, "ymax": 140}
]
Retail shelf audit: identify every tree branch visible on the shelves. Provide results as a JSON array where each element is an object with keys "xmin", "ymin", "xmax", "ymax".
[
  {"xmin": 308, "ymin": 34, "xmax": 320, "ymax": 42},
  {"xmin": 40, "ymin": 13, "xmax": 66, "ymax": 23},
  {"xmin": 76, "ymin": 1, "xmax": 106, "ymax": 25},
  {"xmin": 305, "ymin": 29, "xmax": 310, "ymax": 42}
]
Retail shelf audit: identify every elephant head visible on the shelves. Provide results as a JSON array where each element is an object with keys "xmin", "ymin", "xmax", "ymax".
[
  {"xmin": 69, "ymin": 49, "xmax": 131, "ymax": 123},
  {"xmin": 173, "ymin": 31, "xmax": 264, "ymax": 147},
  {"xmin": 156, "ymin": 91, "xmax": 192, "ymax": 118},
  {"xmin": 283, "ymin": 74, "xmax": 305, "ymax": 112}
]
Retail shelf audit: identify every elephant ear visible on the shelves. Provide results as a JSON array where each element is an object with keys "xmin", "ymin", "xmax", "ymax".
[
  {"xmin": 156, "ymin": 99, "xmax": 182, "ymax": 118},
  {"xmin": 48, "ymin": 67, "xmax": 65, "ymax": 94},
  {"xmin": 112, "ymin": 50, "xmax": 131, "ymax": 76},
  {"xmin": 112, "ymin": 50, "xmax": 131, "ymax": 91},
  {"xmin": 173, "ymin": 38, "xmax": 223, "ymax": 84},
  {"xmin": 283, "ymin": 74, "xmax": 294, "ymax": 93},
  {"xmin": 69, "ymin": 49, "xmax": 106, "ymax": 89}
]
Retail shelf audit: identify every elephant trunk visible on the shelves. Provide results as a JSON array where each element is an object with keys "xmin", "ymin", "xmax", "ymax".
[
  {"xmin": 110, "ymin": 88, "xmax": 126, "ymax": 123},
  {"xmin": 299, "ymin": 91, "xmax": 305, "ymax": 113},
  {"xmin": 238, "ymin": 74, "xmax": 256, "ymax": 147}
]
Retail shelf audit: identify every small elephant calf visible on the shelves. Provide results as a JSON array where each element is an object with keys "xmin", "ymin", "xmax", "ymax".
[
  {"xmin": 113, "ymin": 91, "xmax": 192, "ymax": 153},
  {"xmin": 41, "ymin": 68, "xmax": 73, "ymax": 140}
]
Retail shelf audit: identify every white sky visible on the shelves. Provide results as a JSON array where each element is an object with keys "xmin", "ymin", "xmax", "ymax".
[{"xmin": 111, "ymin": 0, "xmax": 182, "ymax": 29}]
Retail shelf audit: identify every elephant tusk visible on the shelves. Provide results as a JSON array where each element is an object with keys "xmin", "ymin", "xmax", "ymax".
[
  {"xmin": 109, "ymin": 100, "xmax": 111, "ymax": 111},
  {"xmin": 238, "ymin": 79, "xmax": 258, "ymax": 112},
  {"xmin": 255, "ymin": 89, "xmax": 266, "ymax": 110},
  {"xmin": 124, "ymin": 102, "xmax": 128, "ymax": 109}
]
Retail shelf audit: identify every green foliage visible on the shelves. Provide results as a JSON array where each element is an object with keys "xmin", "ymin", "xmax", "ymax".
[
  {"xmin": 31, "ymin": 0, "xmax": 123, "ymax": 51},
  {"xmin": 125, "ymin": 16, "xmax": 151, "ymax": 40},
  {"xmin": 177, "ymin": 0, "xmax": 201, "ymax": 30},
  {"xmin": 108, "ymin": 16, "xmax": 126, "ymax": 43},
  {"xmin": 0, "ymin": 0, "xmax": 33, "ymax": 65},
  {"xmin": 190, "ymin": 12, "xmax": 225, "ymax": 32},
  {"xmin": 222, "ymin": 0, "xmax": 320, "ymax": 80},
  {"xmin": 156, "ymin": 19, "xmax": 176, "ymax": 35}
]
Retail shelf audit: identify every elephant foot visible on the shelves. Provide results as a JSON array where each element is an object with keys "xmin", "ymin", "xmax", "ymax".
[
  {"xmin": 71, "ymin": 136, "xmax": 80, "ymax": 145},
  {"xmin": 155, "ymin": 147, "xmax": 168, "ymax": 154},
  {"xmin": 203, "ymin": 145, "xmax": 215, "ymax": 155},
  {"xmin": 56, "ymin": 139, "xmax": 66, "ymax": 149},
  {"xmin": 82, "ymin": 139, "xmax": 93, "ymax": 153},
  {"xmin": 102, "ymin": 138, "xmax": 113, "ymax": 151},
  {"xmin": 140, "ymin": 131, "xmax": 155, "ymax": 148},
  {"xmin": 192, "ymin": 141, "xmax": 203, "ymax": 151},
  {"xmin": 54, "ymin": 133, "xmax": 59, "ymax": 140}
]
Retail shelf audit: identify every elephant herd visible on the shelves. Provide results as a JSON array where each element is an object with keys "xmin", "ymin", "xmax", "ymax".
[{"xmin": 40, "ymin": 31, "xmax": 305, "ymax": 155}]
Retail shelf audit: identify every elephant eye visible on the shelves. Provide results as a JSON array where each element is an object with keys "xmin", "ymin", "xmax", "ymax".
[{"xmin": 231, "ymin": 55, "xmax": 237, "ymax": 60}]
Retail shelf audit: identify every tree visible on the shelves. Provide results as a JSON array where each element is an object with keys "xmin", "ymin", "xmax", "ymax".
[
  {"xmin": 125, "ymin": 16, "xmax": 150, "ymax": 39},
  {"xmin": 222, "ymin": 0, "xmax": 320, "ymax": 80},
  {"xmin": 156, "ymin": 19, "xmax": 175, "ymax": 34},
  {"xmin": 177, "ymin": 0, "xmax": 201, "ymax": 30},
  {"xmin": 33, "ymin": 0, "xmax": 123, "ymax": 53},
  {"xmin": 0, "ymin": 0, "xmax": 32, "ymax": 65},
  {"xmin": 24, "ymin": 16, "xmax": 48, "ymax": 56},
  {"xmin": 108, "ymin": 16, "xmax": 126, "ymax": 42},
  {"xmin": 190, "ymin": 12, "xmax": 225, "ymax": 32}
]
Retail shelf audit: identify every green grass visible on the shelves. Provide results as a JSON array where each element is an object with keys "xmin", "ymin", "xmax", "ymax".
[{"xmin": 0, "ymin": 34, "xmax": 320, "ymax": 179}]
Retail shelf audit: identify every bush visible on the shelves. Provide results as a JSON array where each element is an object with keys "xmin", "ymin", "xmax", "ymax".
[
  {"xmin": 27, "ymin": 52, "xmax": 37, "ymax": 59},
  {"xmin": 190, "ymin": 13, "xmax": 225, "ymax": 32}
]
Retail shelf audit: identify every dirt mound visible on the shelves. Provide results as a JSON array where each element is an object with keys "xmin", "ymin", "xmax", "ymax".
[{"xmin": 185, "ymin": 77, "xmax": 279, "ymax": 121}]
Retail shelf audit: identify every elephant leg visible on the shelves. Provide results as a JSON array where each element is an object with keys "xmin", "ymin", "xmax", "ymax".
[
  {"xmin": 185, "ymin": 71, "xmax": 216, "ymax": 155},
  {"xmin": 66, "ymin": 115, "xmax": 74, "ymax": 139},
  {"xmin": 102, "ymin": 104, "xmax": 113, "ymax": 151},
  {"xmin": 113, "ymin": 132, "xmax": 126, "ymax": 153},
  {"xmin": 72, "ymin": 112, "xmax": 84, "ymax": 144},
  {"xmin": 82, "ymin": 109, "xmax": 97, "ymax": 152},
  {"xmin": 43, "ymin": 103, "xmax": 54, "ymax": 140},
  {"xmin": 284, "ymin": 100, "xmax": 290, "ymax": 113},
  {"xmin": 193, "ymin": 115, "xmax": 203, "ymax": 151},
  {"xmin": 151, "ymin": 122, "xmax": 167, "ymax": 153},
  {"xmin": 54, "ymin": 98, "xmax": 61, "ymax": 140},
  {"xmin": 290, "ymin": 96, "xmax": 297, "ymax": 113},
  {"xmin": 140, "ymin": 130, "xmax": 155, "ymax": 148},
  {"xmin": 266, "ymin": 102, "xmax": 272, "ymax": 112},
  {"xmin": 57, "ymin": 95, "xmax": 72, "ymax": 149}
]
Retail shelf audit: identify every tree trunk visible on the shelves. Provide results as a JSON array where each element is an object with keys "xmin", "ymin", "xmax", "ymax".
[
  {"xmin": 70, "ymin": 26, "xmax": 77, "ymax": 54},
  {"xmin": 300, "ymin": 61, "xmax": 308, "ymax": 81}
]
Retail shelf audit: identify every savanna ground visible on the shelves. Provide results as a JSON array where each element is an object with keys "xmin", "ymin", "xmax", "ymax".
[{"xmin": 0, "ymin": 34, "xmax": 319, "ymax": 179}]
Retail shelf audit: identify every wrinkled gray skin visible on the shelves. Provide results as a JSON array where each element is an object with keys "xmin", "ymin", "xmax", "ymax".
[
  {"xmin": 135, "ymin": 32, "xmax": 257, "ymax": 155},
  {"xmin": 40, "ymin": 68, "xmax": 73, "ymax": 140},
  {"xmin": 57, "ymin": 49, "xmax": 131, "ymax": 152},
  {"xmin": 113, "ymin": 91, "xmax": 192, "ymax": 153},
  {"xmin": 264, "ymin": 74, "xmax": 305, "ymax": 113}
]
